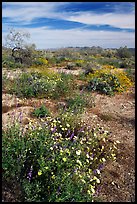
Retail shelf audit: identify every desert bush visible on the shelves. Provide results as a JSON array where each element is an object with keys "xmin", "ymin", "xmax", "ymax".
[
  {"xmin": 28, "ymin": 67, "xmax": 60, "ymax": 79},
  {"xmin": 66, "ymin": 92, "xmax": 95, "ymax": 113},
  {"xmin": 124, "ymin": 68, "xmax": 135, "ymax": 82},
  {"xmin": 55, "ymin": 56, "xmax": 67, "ymax": 64},
  {"xmin": 52, "ymin": 72, "xmax": 75, "ymax": 99},
  {"xmin": 47, "ymin": 57, "xmax": 57, "ymax": 65},
  {"xmin": 94, "ymin": 57, "xmax": 120, "ymax": 68},
  {"xmin": 116, "ymin": 46, "xmax": 132, "ymax": 59},
  {"xmin": 82, "ymin": 61, "xmax": 100, "ymax": 76},
  {"xmin": 33, "ymin": 58, "xmax": 48, "ymax": 66},
  {"xmin": 65, "ymin": 62, "xmax": 77, "ymax": 70},
  {"xmin": 2, "ymin": 112, "xmax": 118, "ymax": 202},
  {"xmin": 9, "ymin": 71, "xmax": 75, "ymax": 99},
  {"xmin": 86, "ymin": 68, "xmax": 133, "ymax": 95},
  {"xmin": 2, "ymin": 55, "xmax": 25, "ymax": 69},
  {"xmin": 32, "ymin": 105, "xmax": 50, "ymax": 118},
  {"xmin": 74, "ymin": 59, "xmax": 85, "ymax": 67}
]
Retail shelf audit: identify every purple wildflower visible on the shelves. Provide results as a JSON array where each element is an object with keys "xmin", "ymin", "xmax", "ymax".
[
  {"xmin": 51, "ymin": 126, "xmax": 56, "ymax": 133},
  {"xmin": 66, "ymin": 129, "xmax": 71, "ymax": 137},
  {"xmin": 70, "ymin": 132, "xmax": 74, "ymax": 140},
  {"xmin": 91, "ymin": 153, "xmax": 94, "ymax": 158},
  {"xmin": 98, "ymin": 163, "xmax": 104, "ymax": 170},
  {"xmin": 93, "ymin": 169, "xmax": 97, "ymax": 174},
  {"xmin": 27, "ymin": 165, "xmax": 33, "ymax": 182},
  {"xmin": 78, "ymin": 126, "xmax": 85, "ymax": 133}
]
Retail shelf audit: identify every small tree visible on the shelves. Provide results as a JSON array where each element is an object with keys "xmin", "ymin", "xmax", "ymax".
[
  {"xmin": 5, "ymin": 28, "xmax": 36, "ymax": 66},
  {"xmin": 5, "ymin": 28, "xmax": 30, "ymax": 49}
]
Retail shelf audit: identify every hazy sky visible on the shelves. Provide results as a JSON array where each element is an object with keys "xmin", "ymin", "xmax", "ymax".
[{"xmin": 2, "ymin": 2, "xmax": 135, "ymax": 49}]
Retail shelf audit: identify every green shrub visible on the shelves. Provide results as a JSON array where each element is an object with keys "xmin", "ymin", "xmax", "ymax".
[
  {"xmin": 65, "ymin": 62, "xmax": 76, "ymax": 70},
  {"xmin": 78, "ymin": 72, "xmax": 87, "ymax": 81},
  {"xmin": 86, "ymin": 68, "xmax": 133, "ymax": 96},
  {"xmin": 94, "ymin": 57, "xmax": 120, "ymax": 68},
  {"xmin": 87, "ymin": 73, "xmax": 121, "ymax": 96},
  {"xmin": 124, "ymin": 68, "xmax": 135, "ymax": 82},
  {"xmin": 2, "ymin": 59, "xmax": 24, "ymax": 69},
  {"xmin": 66, "ymin": 92, "xmax": 95, "ymax": 113},
  {"xmin": 116, "ymin": 46, "xmax": 132, "ymax": 59},
  {"xmin": 47, "ymin": 57, "xmax": 57, "ymax": 65},
  {"xmin": 8, "ymin": 72, "xmax": 75, "ymax": 99},
  {"xmin": 2, "ymin": 113, "xmax": 118, "ymax": 202},
  {"xmin": 33, "ymin": 58, "xmax": 48, "ymax": 66},
  {"xmin": 52, "ymin": 72, "xmax": 75, "ymax": 99},
  {"xmin": 32, "ymin": 105, "xmax": 50, "ymax": 118}
]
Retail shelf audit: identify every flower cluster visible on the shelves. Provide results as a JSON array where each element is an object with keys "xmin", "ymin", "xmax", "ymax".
[
  {"xmin": 9, "ymin": 71, "xmax": 75, "ymax": 99},
  {"xmin": 33, "ymin": 57, "xmax": 49, "ymax": 66},
  {"xmin": 86, "ymin": 66, "xmax": 133, "ymax": 95},
  {"xmin": 102, "ymin": 65, "xmax": 115, "ymax": 69},
  {"xmin": 3, "ymin": 112, "xmax": 118, "ymax": 202}
]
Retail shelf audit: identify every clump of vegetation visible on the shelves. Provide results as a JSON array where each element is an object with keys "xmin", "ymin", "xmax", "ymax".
[
  {"xmin": 82, "ymin": 62, "xmax": 100, "ymax": 76},
  {"xmin": 33, "ymin": 58, "xmax": 48, "ymax": 66},
  {"xmin": 86, "ymin": 68, "xmax": 133, "ymax": 96},
  {"xmin": 125, "ymin": 68, "xmax": 135, "ymax": 82},
  {"xmin": 75, "ymin": 59, "xmax": 85, "ymax": 67},
  {"xmin": 32, "ymin": 104, "xmax": 50, "ymax": 118},
  {"xmin": 66, "ymin": 92, "xmax": 95, "ymax": 113},
  {"xmin": 4, "ymin": 28, "xmax": 37, "ymax": 68},
  {"xmin": 65, "ymin": 62, "xmax": 77, "ymax": 70},
  {"xmin": 2, "ymin": 55, "xmax": 25, "ymax": 69},
  {"xmin": 116, "ymin": 46, "xmax": 132, "ymax": 59},
  {"xmin": 2, "ymin": 111, "xmax": 118, "ymax": 202},
  {"xmin": 28, "ymin": 66, "xmax": 60, "ymax": 79},
  {"xmin": 8, "ymin": 71, "xmax": 75, "ymax": 99}
]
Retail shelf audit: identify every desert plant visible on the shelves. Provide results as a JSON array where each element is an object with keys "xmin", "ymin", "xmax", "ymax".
[
  {"xmin": 2, "ymin": 113, "xmax": 118, "ymax": 202},
  {"xmin": 116, "ymin": 46, "xmax": 132, "ymax": 59},
  {"xmin": 86, "ymin": 68, "xmax": 133, "ymax": 95},
  {"xmin": 4, "ymin": 28, "xmax": 36, "ymax": 66},
  {"xmin": 8, "ymin": 71, "xmax": 75, "ymax": 99},
  {"xmin": 65, "ymin": 62, "xmax": 76, "ymax": 70},
  {"xmin": 32, "ymin": 105, "xmax": 50, "ymax": 118},
  {"xmin": 33, "ymin": 58, "xmax": 48, "ymax": 66},
  {"xmin": 66, "ymin": 92, "xmax": 94, "ymax": 113}
]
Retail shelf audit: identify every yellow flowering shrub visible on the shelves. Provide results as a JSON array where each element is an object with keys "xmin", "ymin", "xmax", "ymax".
[
  {"xmin": 102, "ymin": 65, "xmax": 115, "ymax": 69},
  {"xmin": 87, "ymin": 67, "xmax": 133, "ymax": 95},
  {"xmin": 75, "ymin": 59, "xmax": 85, "ymax": 64},
  {"xmin": 37, "ymin": 58, "xmax": 48, "ymax": 65}
]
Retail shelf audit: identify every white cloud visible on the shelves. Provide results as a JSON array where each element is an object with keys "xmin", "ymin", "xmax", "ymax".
[
  {"xmin": 2, "ymin": 2, "xmax": 135, "ymax": 49},
  {"xmin": 3, "ymin": 26, "xmax": 134, "ymax": 49},
  {"xmin": 2, "ymin": 2, "xmax": 70, "ymax": 23},
  {"xmin": 2, "ymin": 2, "xmax": 135, "ymax": 29},
  {"xmin": 65, "ymin": 12, "xmax": 135, "ymax": 29}
]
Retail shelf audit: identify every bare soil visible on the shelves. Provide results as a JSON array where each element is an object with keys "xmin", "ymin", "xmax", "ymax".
[{"xmin": 2, "ymin": 68, "xmax": 135, "ymax": 202}]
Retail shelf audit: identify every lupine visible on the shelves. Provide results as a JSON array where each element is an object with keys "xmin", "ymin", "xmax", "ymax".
[
  {"xmin": 70, "ymin": 132, "xmax": 74, "ymax": 140},
  {"xmin": 27, "ymin": 165, "xmax": 33, "ymax": 182},
  {"xmin": 51, "ymin": 126, "xmax": 56, "ymax": 133},
  {"xmin": 98, "ymin": 163, "xmax": 104, "ymax": 170}
]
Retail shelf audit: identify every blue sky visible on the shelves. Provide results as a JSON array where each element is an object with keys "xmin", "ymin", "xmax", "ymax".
[{"xmin": 2, "ymin": 2, "xmax": 135, "ymax": 49}]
